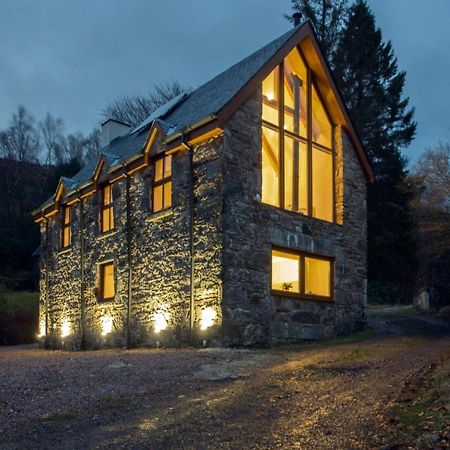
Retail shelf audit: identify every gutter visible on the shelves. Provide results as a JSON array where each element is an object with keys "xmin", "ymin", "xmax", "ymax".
[
  {"xmin": 125, "ymin": 170, "xmax": 133, "ymax": 349},
  {"xmin": 166, "ymin": 114, "xmax": 217, "ymax": 144},
  {"xmin": 44, "ymin": 219, "xmax": 50, "ymax": 344},
  {"xmin": 181, "ymin": 134, "xmax": 196, "ymax": 344},
  {"xmin": 79, "ymin": 197, "xmax": 86, "ymax": 349}
]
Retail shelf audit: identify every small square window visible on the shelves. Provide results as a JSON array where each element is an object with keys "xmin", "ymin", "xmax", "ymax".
[
  {"xmin": 100, "ymin": 184, "xmax": 114, "ymax": 233},
  {"xmin": 152, "ymin": 155, "xmax": 172, "ymax": 213},
  {"xmin": 61, "ymin": 206, "xmax": 71, "ymax": 248},
  {"xmin": 99, "ymin": 261, "xmax": 115, "ymax": 300}
]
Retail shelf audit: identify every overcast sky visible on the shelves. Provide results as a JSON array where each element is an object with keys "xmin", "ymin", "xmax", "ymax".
[{"xmin": 0, "ymin": 0, "xmax": 449, "ymax": 163}]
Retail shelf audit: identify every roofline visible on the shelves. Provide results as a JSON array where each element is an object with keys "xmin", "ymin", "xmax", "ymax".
[
  {"xmin": 32, "ymin": 22, "xmax": 374, "ymax": 220},
  {"xmin": 216, "ymin": 21, "xmax": 374, "ymax": 182}
]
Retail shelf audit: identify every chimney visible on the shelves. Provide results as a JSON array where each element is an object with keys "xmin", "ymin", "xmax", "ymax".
[
  {"xmin": 293, "ymin": 12, "xmax": 302, "ymax": 27},
  {"xmin": 100, "ymin": 119, "xmax": 131, "ymax": 148}
]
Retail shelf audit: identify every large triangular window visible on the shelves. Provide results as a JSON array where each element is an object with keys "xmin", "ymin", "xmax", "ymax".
[{"xmin": 261, "ymin": 47, "xmax": 334, "ymax": 222}]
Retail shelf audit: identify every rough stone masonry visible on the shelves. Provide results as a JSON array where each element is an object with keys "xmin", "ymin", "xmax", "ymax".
[{"xmin": 38, "ymin": 87, "xmax": 367, "ymax": 349}]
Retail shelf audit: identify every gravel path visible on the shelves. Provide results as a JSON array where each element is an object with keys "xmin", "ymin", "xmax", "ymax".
[{"xmin": 1, "ymin": 313, "xmax": 449, "ymax": 449}]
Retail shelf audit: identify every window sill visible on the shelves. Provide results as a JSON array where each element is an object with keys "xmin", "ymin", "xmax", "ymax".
[
  {"xmin": 149, "ymin": 208, "xmax": 173, "ymax": 222},
  {"xmin": 58, "ymin": 247, "xmax": 72, "ymax": 256},
  {"xmin": 97, "ymin": 296, "xmax": 115, "ymax": 303},
  {"xmin": 261, "ymin": 202, "xmax": 342, "ymax": 226},
  {"xmin": 271, "ymin": 290, "xmax": 333, "ymax": 303},
  {"xmin": 97, "ymin": 230, "xmax": 119, "ymax": 240}
]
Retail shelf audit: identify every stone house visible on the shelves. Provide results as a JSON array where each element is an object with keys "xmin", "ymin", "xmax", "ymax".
[{"xmin": 33, "ymin": 21, "xmax": 373, "ymax": 349}]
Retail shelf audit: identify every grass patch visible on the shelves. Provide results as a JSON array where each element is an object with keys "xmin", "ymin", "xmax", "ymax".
[
  {"xmin": 387, "ymin": 358, "xmax": 450, "ymax": 446},
  {"xmin": 41, "ymin": 411, "xmax": 77, "ymax": 422}
]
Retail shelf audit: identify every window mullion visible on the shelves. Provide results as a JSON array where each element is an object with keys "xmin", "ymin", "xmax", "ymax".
[
  {"xmin": 307, "ymin": 68, "xmax": 313, "ymax": 217},
  {"xmin": 279, "ymin": 61, "xmax": 285, "ymax": 209}
]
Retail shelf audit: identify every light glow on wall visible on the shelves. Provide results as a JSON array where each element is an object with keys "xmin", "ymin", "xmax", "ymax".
[
  {"xmin": 153, "ymin": 311, "xmax": 169, "ymax": 333},
  {"xmin": 200, "ymin": 307, "xmax": 217, "ymax": 331},
  {"xmin": 101, "ymin": 315, "xmax": 113, "ymax": 336},
  {"xmin": 61, "ymin": 319, "xmax": 71, "ymax": 338},
  {"xmin": 38, "ymin": 320, "xmax": 46, "ymax": 338}
]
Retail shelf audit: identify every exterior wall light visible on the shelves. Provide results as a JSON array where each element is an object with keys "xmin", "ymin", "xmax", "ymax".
[
  {"xmin": 101, "ymin": 315, "xmax": 113, "ymax": 336},
  {"xmin": 200, "ymin": 307, "xmax": 217, "ymax": 331},
  {"xmin": 61, "ymin": 319, "xmax": 71, "ymax": 338},
  {"xmin": 153, "ymin": 312, "xmax": 168, "ymax": 333},
  {"xmin": 38, "ymin": 320, "xmax": 46, "ymax": 338}
]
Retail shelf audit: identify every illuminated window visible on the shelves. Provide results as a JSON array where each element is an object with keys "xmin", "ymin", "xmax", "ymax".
[
  {"xmin": 271, "ymin": 249, "xmax": 300, "ymax": 293},
  {"xmin": 61, "ymin": 205, "xmax": 71, "ymax": 248},
  {"xmin": 100, "ymin": 184, "xmax": 114, "ymax": 233},
  {"xmin": 271, "ymin": 248, "xmax": 332, "ymax": 299},
  {"xmin": 152, "ymin": 155, "xmax": 172, "ymax": 212},
  {"xmin": 99, "ymin": 261, "xmax": 115, "ymax": 300},
  {"xmin": 261, "ymin": 47, "xmax": 335, "ymax": 222}
]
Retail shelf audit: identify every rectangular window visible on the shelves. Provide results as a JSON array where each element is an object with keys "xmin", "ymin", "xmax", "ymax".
[
  {"xmin": 100, "ymin": 184, "xmax": 114, "ymax": 233},
  {"xmin": 61, "ymin": 205, "xmax": 71, "ymax": 248},
  {"xmin": 99, "ymin": 261, "xmax": 115, "ymax": 300},
  {"xmin": 271, "ymin": 248, "xmax": 333, "ymax": 300},
  {"xmin": 152, "ymin": 155, "xmax": 172, "ymax": 212}
]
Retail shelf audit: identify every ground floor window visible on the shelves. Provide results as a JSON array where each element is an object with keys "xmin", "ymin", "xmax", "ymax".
[
  {"xmin": 271, "ymin": 247, "xmax": 333, "ymax": 300},
  {"xmin": 98, "ymin": 261, "xmax": 115, "ymax": 301}
]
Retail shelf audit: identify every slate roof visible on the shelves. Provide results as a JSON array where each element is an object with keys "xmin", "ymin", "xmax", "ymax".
[{"xmin": 35, "ymin": 24, "xmax": 303, "ymax": 211}]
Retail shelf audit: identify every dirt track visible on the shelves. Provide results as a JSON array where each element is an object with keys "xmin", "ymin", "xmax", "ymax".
[{"xmin": 1, "ymin": 309, "xmax": 449, "ymax": 449}]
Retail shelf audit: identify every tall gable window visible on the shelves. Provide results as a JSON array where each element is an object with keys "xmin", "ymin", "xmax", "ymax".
[
  {"xmin": 152, "ymin": 155, "xmax": 172, "ymax": 213},
  {"xmin": 262, "ymin": 47, "xmax": 334, "ymax": 222},
  {"xmin": 271, "ymin": 248, "xmax": 332, "ymax": 300},
  {"xmin": 98, "ymin": 261, "xmax": 115, "ymax": 300},
  {"xmin": 61, "ymin": 205, "xmax": 71, "ymax": 248},
  {"xmin": 100, "ymin": 184, "xmax": 114, "ymax": 233}
]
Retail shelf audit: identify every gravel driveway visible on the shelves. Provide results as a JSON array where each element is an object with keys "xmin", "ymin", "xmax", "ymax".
[{"xmin": 1, "ymin": 311, "xmax": 449, "ymax": 449}]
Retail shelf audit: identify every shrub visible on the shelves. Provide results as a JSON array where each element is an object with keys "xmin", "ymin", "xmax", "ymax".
[{"xmin": 0, "ymin": 286, "xmax": 39, "ymax": 345}]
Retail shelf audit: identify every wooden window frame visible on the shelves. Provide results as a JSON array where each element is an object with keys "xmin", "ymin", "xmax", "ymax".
[
  {"xmin": 98, "ymin": 260, "xmax": 115, "ymax": 302},
  {"xmin": 261, "ymin": 46, "xmax": 336, "ymax": 223},
  {"xmin": 100, "ymin": 184, "xmax": 114, "ymax": 233},
  {"xmin": 151, "ymin": 154, "xmax": 172, "ymax": 213},
  {"xmin": 270, "ymin": 245, "xmax": 334, "ymax": 302},
  {"xmin": 61, "ymin": 205, "xmax": 71, "ymax": 249}
]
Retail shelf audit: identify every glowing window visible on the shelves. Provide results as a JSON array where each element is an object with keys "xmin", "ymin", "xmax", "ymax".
[
  {"xmin": 271, "ymin": 248, "xmax": 333, "ymax": 299},
  {"xmin": 261, "ymin": 47, "xmax": 335, "ymax": 223},
  {"xmin": 262, "ymin": 126, "xmax": 280, "ymax": 207},
  {"xmin": 100, "ymin": 184, "xmax": 114, "ymax": 233},
  {"xmin": 99, "ymin": 261, "xmax": 115, "ymax": 300},
  {"xmin": 262, "ymin": 66, "xmax": 279, "ymax": 125},
  {"xmin": 284, "ymin": 48, "xmax": 308, "ymax": 137},
  {"xmin": 305, "ymin": 256, "xmax": 331, "ymax": 297},
  {"xmin": 271, "ymin": 249, "xmax": 300, "ymax": 293},
  {"xmin": 311, "ymin": 84, "xmax": 332, "ymax": 148},
  {"xmin": 152, "ymin": 155, "xmax": 172, "ymax": 212},
  {"xmin": 312, "ymin": 146, "xmax": 333, "ymax": 221},
  {"xmin": 61, "ymin": 205, "xmax": 71, "ymax": 248}
]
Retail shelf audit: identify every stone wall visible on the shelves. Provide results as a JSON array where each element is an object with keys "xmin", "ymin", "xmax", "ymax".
[
  {"xmin": 39, "ymin": 89, "xmax": 367, "ymax": 349},
  {"xmin": 221, "ymin": 89, "xmax": 367, "ymax": 346},
  {"xmin": 39, "ymin": 133, "xmax": 224, "ymax": 349}
]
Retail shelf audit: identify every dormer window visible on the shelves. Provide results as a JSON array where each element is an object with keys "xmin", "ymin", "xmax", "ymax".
[
  {"xmin": 61, "ymin": 205, "xmax": 71, "ymax": 248},
  {"xmin": 262, "ymin": 47, "xmax": 334, "ymax": 222},
  {"xmin": 100, "ymin": 184, "xmax": 114, "ymax": 233},
  {"xmin": 152, "ymin": 155, "xmax": 172, "ymax": 213}
]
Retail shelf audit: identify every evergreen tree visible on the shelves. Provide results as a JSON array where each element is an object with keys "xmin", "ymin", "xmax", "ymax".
[
  {"xmin": 332, "ymin": 0, "xmax": 417, "ymax": 303},
  {"xmin": 286, "ymin": 0, "xmax": 349, "ymax": 61}
]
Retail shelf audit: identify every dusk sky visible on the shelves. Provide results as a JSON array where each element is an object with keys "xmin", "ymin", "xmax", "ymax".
[{"xmin": 0, "ymin": 0, "xmax": 449, "ymax": 163}]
